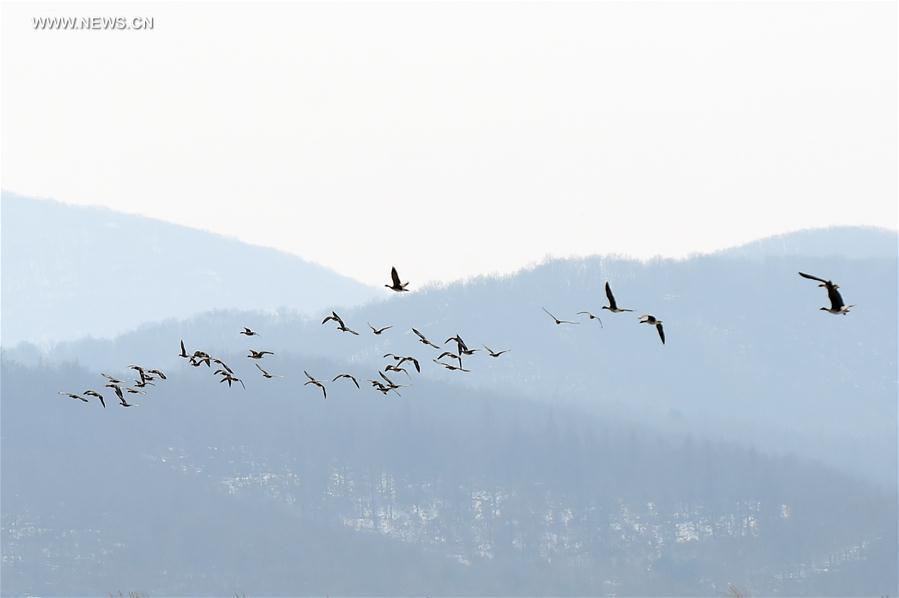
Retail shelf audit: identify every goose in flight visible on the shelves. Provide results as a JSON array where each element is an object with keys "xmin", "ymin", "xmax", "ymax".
[
  {"xmin": 219, "ymin": 373, "xmax": 246, "ymax": 390},
  {"xmin": 799, "ymin": 272, "xmax": 854, "ymax": 315},
  {"xmin": 255, "ymin": 363, "xmax": 281, "ymax": 379},
  {"xmin": 247, "ymin": 350, "xmax": 274, "ymax": 360},
  {"xmin": 332, "ymin": 373, "xmax": 360, "ymax": 388},
  {"xmin": 385, "ymin": 267, "xmax": 410, "ymax": 292},
  {"xmin": 602, "ymin": 282, "xmax": 633, "ymax": 313},
  {"xmin": 129, "ymin": 365, "xmax": 149, "ymax": 383},
  {"xmin": 212, "ymin": 359, "xmax": 233, "ymax": 374},
  {"xmin": 190, "ymin": 351, "xmax": 211, "ymax": 367},
  {"xmin": 59, "ymin": 391, "xmax": 88, "ymax": 403},
  {"xmin": 577, "ymin": 311, "xmax": 604, "ymax": 327},
  {"xmin": 412, "ymin": 328, "xmax": 441, "ymax": 349},
  {"xmin": 179, "ymin": 340, "xmax": 189, "ymax": 359},
  {"xmin": 83, "ymin": 390, "xmax": 106, "ymax": 408},
  {"xmin": 433, "ymin": 359, "xmax": 470, "ymax": 372},
  {"xmin": 396, "ymin": 356, "xmax": 421, "ymax": 373},
  {"xmin": 323, "ymin": 311, "xmax": 359, "ymax": 335},
  {"xmin": 304, "ymin": 370, "xmax": 327, "ymax": 399},
  {"xmin": 369, "ymin": 380, "xmax": 400, "ymax": 397},
  {"xmin": 384, "ymin": 364, "xmax": 411, "ymax": 378},
  {"xmin": 378, "ymin": 371, "xmax": 406, "ymax": 390},
  {"xmin": 104, "ymin": 383, "xmax": 125, "ymax": 403},
  {"xmin": 322, "ymin": 311, "xmax": 346, "ymax": 327},
  {"xmin": 147, "ymin": 369, "xmax": 166, "ymax": 380},
  {"xmin": 542, "ymin": 307, "xmax": 578, "ymax": 325},
  {"xmin": 240, "ymin": 327, "xmax": 258, "ymax": 336},
  {"xmin": 483, "ymin": 345, "xmax": 510, "ymax": 358},
  {"xmin": 369, "ymin": 323, "xmax": 393, "ymax": 335},
  {"xmin": 436, "ymin": 351, "xmax": 463, "ymax": 368},
  {"xmin": 639, "ymin": 315, "xmax": 666, "ymax": 344}
]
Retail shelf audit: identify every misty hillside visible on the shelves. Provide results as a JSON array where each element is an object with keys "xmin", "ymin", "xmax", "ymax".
[
  {"xmin": 18, "ymin": 227, "xmax": 897, "ymax": 488},
  {"xmin": 0, "ymin": 192, "xmax": 378, "ymax": 346},
  {"xmin": 2, "ymin": 224, "xmax": 896, "ymax": 595},
  {"xmin": 715, "ymin": 225, "xmax": 897, "ymax": 261},
  {"xmin": 2, "ymin": 356, "xmax": 895, "ymax": 595}
]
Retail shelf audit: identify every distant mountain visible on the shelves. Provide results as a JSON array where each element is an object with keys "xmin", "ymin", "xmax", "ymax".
[
  {"xmin": 716, "ymin": 225, "xmax": 897, "ymax": 260},
  {"xmin": 2, "ymin": 357, "xmax": 894, "ymax": 595},
  {"xmin": 16, "ymin": 226, "xmax": 895, "ymax": 489},
  {"xmin": 0, "ymin": 192, "xmax": 378, "ymax": 346},
  {"xmin": 2, "ymin": 225, "xmax": 896, "ymax": 595}
]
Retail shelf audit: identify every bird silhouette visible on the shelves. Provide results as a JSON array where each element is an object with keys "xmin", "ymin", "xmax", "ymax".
[
  {"xmin": 577, "ymin": 312, "xmax": 604, "ymax": 327},
  {"xmin": 799, "ymin": 272, "xmax": 854, "ymax": 315},
  {"xmin": 369, "ymin": 323, "xmax": 393, "ymax": 335},
  {"xmin": 385, "ymin": 266, "xmax": 409, "ymax": 292},
  {"xmin": 542, "ymin": 307, "xmax": 578, "ymax": 325},
  {"xmin": 304, "ymin": 371, "xmax": 327, "ymax": 398},
  {"xmin": 412, "ymin": 328, "xmax": 441, "ymax": 349},
  {"xmin": 639, "ymin": 315, "xmax": 666, "ymax": 344},
  {"xmin": 255, "ymin": 363, "xmax": 281, "ymax": 379},
  {"xmin": 332, "ymin": 373, "xmax": 360, "ymax": 388},
  {"xmin": 602, "ymin": 282, "xmax": 633, "ymax": 313}
]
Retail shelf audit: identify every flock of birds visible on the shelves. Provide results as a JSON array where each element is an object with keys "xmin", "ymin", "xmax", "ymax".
[{"xmin": 58, "ymin": 267, "xmax": 853, "ymax": 408}]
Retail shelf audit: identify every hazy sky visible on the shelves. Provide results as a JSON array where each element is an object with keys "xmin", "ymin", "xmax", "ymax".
[{"xmin": 2, "ymin": 2, "xmax": 896, "ymax": 286}]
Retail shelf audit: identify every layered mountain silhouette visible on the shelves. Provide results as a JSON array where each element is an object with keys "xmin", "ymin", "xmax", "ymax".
[
  {"xmin": 0, "ymin": 192, "xmax": 378, "ymax": 346},
  {"xmin": 1, "ymin": 195, "xmax": 896, "ymax": 595}
]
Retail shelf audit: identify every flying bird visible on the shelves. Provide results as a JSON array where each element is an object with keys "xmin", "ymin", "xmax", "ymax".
[
  {"xmin": 58, "ymin": 392, "xmax": 88, "ymax": 403},
  {"xmin": 218, "ymin": 373, "xmax": 246, "ymax": 390},
  {"xmin": 240, "ymin": 327, "xmax": 258, "ymax": 336},
  {"xmin": 385, "ymin": 266, "xmax": 410, "ymax": 292},
  {"xmin": 83, "ymin": 390, "xmax": 106, "ymax": 408},
  {"xmin": 639, "ymin": 314, "xmax": 666, "ymax": 344},
  {"xmin": 147, "ymin": 369, "xmax": 167, "ymax": 380},
  {"xmin": 104, "ymin": 383, "xmax": 125, "ymax": 403},
  {"xmin": 433, "ymin": 359, "xmax": 470, "ymax": 372},
  {"xmin": 332, "ymin": 373, "xmax": 361, "ymax": 388},
  {"xmin": 396, "ymin": 356, "xmax": 421, "ymax": 373},
  {"xmin": 384, "ymin": 364, "xmax": 411, "ymax": 378},
  {"xmin": 255, "ymin": 363, "xmax": 281, "ymax": 379},
  {"xmin": 304, "ymin": 371, "xmax": 327, "ymax": 399},
  {"xmin": 369, "ymin": 323, "xmax": 393, "ymax": 335},
  {"xmin": 542, "ymin": 307, "xmax": 578, "ymax": 325},
  {"xmin": 412, "ymin": 328, "xmax": 441, "ymax": 349},
  {"xmin": 247, "ymin": 350, "xmax": 274, "ymax": 360},
  {"xmin": 602, "ymin": 282, "xmax": 633, "ymax": 313},
  {"xmin": 323, "ymin": 312, "xmax": 359, "ymax": 335},
  {"xmin": 378, "ymin": 371, "xmax": 406, "ymax": 390},
  {"xmin": 483, "ymin": 345, "xmax": 510, "ymax": 358},
  {"xmin": 436, "ymin": 351, "xmax": 463, "ymax": 367},
  {"xmin": 212, "ymin": 358, "xmax": 233, "ymax": 374},
  {"xmin": 799, "ymin": 272, "xmax": 854, "ymax": 315},
  {"xmin": 577, "ymin": 312, "xmax": 604, "ymax": 327}
]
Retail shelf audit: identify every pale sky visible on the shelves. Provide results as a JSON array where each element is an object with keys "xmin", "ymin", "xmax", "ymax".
[{"xmin": 2, "ymin": 1, "xmax": 896, "ymax": 286}]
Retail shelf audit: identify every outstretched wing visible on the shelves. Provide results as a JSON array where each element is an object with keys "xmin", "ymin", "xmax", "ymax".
[
  {"xmin": 304, "ymin": 370, "xmax": 314, "ymax": 382},
  {"xmin": 391, "ymin": 267, "xmax": 402, "ymax": 287},
  {"xmin": 412, "ymin": 328, "xmax": 426, "ymax": 341},
  {"xmin": 798, "ymin": 272, "xmax": 828, "ymax": 284},
  {"xmin": 656, "ymin": 322, "xmax": 666, "ymax": 344},
  {"xmin": 605, "ymin": 282, "xmax": 618, "ymax": 310}
]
